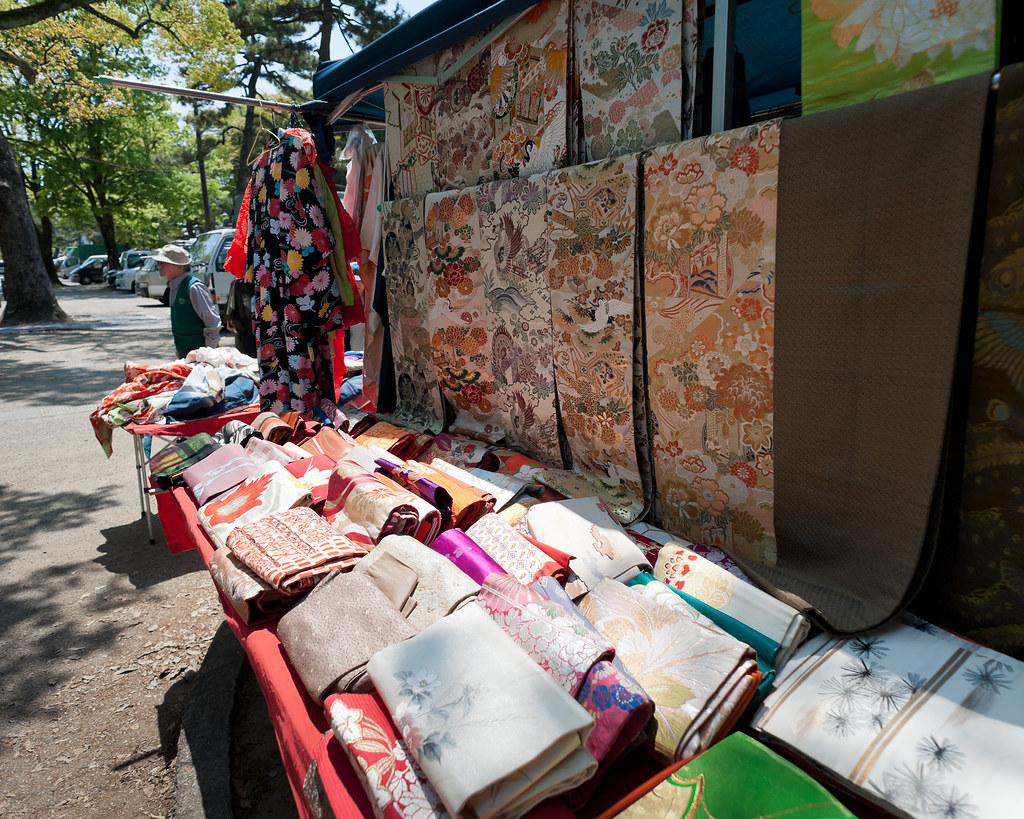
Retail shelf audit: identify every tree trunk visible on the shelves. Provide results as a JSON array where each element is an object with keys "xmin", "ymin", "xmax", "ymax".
[
  {"xmin": 34, "ymin": 215, "xmax": 58, "ymax": 284},
  {"xmin": 0, "ymin": 129, "xmax": 67, "ymax": 325},
  {"xmin": 318, "ymin": 0, "xmax": 332, "ymax": 64},
  {"xmin": 94, "ymin": 206, "xmax": 118, "ymax": 271},
  {"xmin": 234, "ymin": 55, "xmax": 264, "ymax": 196}
]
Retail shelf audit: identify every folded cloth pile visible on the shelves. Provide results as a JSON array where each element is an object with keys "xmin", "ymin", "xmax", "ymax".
[
  {"xmin": 181, "ymin": 443, "xmax": 259, "ymax": 506},
  {"xmin": 418, "ymin": 433, "xmax": 501, "ymax": 471},
  {"xmin": 244, "ymin": 437, "xmax": 303, "ymax": 467},
  {"xmin": 654, "ymin": 543, "xmax": 811, "ymax": 671},
  {"xmin": 368, "ymin": 604, "xmax": 598, "ymax": 818},
  {"xmin": 278, "ymin": 570, "xmax": 418, "ymax": 701},
  {"xmin": 466, "ymin": 513, "xmax": 570, "ymax": 585},
  {"xmin": 209, "ymin": 547, "xmax": 293, "ymax": 625},
  {"xmin": 754, "ymin": 612, "xmax": 1024, "ymax": 819},
  {"xmin": 353, "ymin": 535, "xmax": 479, "ymax": 629},
  {"xmin": 298, "ymin": 427, "xmax": 357, "ymax": 461},
  {"xmin": 579, "ymin": 579, "xmax": 759, "ymax": 764},
  {"xmin": 427, "ymin": 529, "xmax": 507, "ymax": 585},
  {"xmin": 526, "ymin": 497, "xmax": 652, "ymax": 597},
  {"xmin": 225, "ymin": 507, "xmax": 369, "ymax": 593},
  {"xmin": 197, "ymin": 461, "xmax": 313, "ymax": 548},
  {"xmin": 377, "ymin": 459, "xmax": 495, "ymax": 530},
  {"xmin": 149, "ymin": 433, "xmax": 222, "ymax": 489},
  {"xmin": 211, "ymin": 420, "xmax": 261, "ymax": 447},
  {"xmin": 284, "ymin": 454, "xmax": 337, "ymax": 505},
  {"xmin": 323, "ymin": 460, "xmax": 442, "ymax": 543},
  {"xmin": 355, "ymin": 420, "xmax": 434, "ymax": 460},
  {"xmin": 430, "ymin": 460, "xmax": 543, "ymax": 511}
]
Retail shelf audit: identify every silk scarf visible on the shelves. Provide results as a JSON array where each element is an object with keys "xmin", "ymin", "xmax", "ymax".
[
  {"xmin": 284, "ymin": 454, "xmax": 337, "ymax": 505},
  {"xmin": 754, "ymin": 613, "xmax": 1024, "ymax": 819},
  {"xmin": 643, "ymin": 123, "xmax": 781, "ymax": 565},
  {"xmin": 367, "ymin": 603, "xmax": 597, "ymax": 818},
  {"xmin": 244, "ymin": 437, "xmax": 300, "ymax": 467}
]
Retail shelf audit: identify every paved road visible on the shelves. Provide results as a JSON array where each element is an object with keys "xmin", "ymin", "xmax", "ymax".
[{"xmin": 0, "ymin": 285, "xmax": 294, "ymax": 818}]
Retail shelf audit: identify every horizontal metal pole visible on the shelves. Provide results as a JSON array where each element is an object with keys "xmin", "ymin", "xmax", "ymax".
[{"xmin": 94, "ymin": 75, "xmax": 324, "ymax": 112}]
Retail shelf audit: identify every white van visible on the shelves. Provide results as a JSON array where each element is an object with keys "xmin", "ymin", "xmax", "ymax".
[{"xmin": 188, "ymin": 228, "xmax": 235, "ymax": 317}]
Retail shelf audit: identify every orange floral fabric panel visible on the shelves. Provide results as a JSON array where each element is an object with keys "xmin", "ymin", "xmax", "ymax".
[
  {"xmin": 643, "ymin": 122, "xmax": 780, "ymax": 565},
  {"xmin": 547, "ymin": 155, "xmax": 647, "ymax": 522}
]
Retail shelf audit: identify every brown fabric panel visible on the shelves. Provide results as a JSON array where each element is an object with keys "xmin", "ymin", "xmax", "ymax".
[{"xmin": 741, "ymin": 72, "xmax": 992, "ymax": 633}]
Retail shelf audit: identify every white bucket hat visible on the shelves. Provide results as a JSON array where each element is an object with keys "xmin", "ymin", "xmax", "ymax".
[{"xmin": 152, "ymin": 244, "xmax": 191, "ymax": 266}]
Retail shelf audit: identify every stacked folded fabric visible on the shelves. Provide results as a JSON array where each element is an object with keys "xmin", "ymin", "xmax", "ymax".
[
  {"xmin": 355, "ymin": 420, "xmax": 434, "ymax": 460},
  {"xmin": 208, "ymin": 547, "xmax": 292, "ymax": 626},
  {"xmin": 466, "ymin": 513, "xmax": 570, "ymax": 586},
  {"xmin": 377, "ymin": 459, "xmax": 496, "ymax": 530},
  {"xmin": 181, "ymin": 443, "xmax": 259, "ymax": 506}
]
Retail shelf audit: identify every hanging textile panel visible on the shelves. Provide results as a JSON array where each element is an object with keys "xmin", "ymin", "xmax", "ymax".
[
  {"xmin": 941, "ymin": 63, "xmax": 1024, "ymax": 658},
  {"xmin": 547, "ymin": 155, "xmax": 648, "ymax": 522},
  {"xmin": 490, "ymin": 0, "xmax": 570, "ymax": 178},
  {"xmin": 574, "ymin": 0, "xmax": 699, "ymax": 161},
  {"xmin": 474, "ymin": 175, "xmax": 564, "ymax": 465},
  {"xmin": 802, "ymin": 0, "xmax": 998, "ymax": 116},
  {"xmin": 643, "ymin": 122, "xmax": 780, "ymax": 566},
  {"xmin": 380, "ymin": 197, "xmax": 445, "ymax": 433},
  {"xmin": 423, "ymin": 188, "xmax": 504, "ymax": 439},
  {"xmin": 432, "ymin": 30, "xmax": 496, "ymax": 192},
  {"xmin": 383, "ymin": 51, "xmax": 438, "ymax": 199},
  {"xmin": 754, "ymin": 613, "xmax": 1024, "ymax": 819}
]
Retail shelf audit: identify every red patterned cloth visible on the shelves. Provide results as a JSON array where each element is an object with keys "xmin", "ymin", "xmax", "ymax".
[{"xmin": 226, "ymin": 507, "xmax": 368, "ymax": 593}]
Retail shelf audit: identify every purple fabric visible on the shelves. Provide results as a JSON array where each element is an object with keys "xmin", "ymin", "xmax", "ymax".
[
  {"xmin": 181, "ymin": 443, "xmax": 259, "ymax": 506},
  {"xmin": 374, "ymin": 459, "xmax": 454, "ymax": 522},
  {"xmin": 428, "ymin": 529, "xmax": 507, "ymax": 585}
]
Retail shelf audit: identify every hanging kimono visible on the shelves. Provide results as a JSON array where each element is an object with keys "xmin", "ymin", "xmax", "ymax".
[{"xmin": 246, "ymin": 127, "xmax": 354, "ymax": 413}]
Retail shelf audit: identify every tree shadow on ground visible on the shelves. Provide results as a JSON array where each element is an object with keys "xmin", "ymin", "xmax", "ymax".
[{"xmin": 96, "ymin": 517, "xmax": 205, "ymax": 590}]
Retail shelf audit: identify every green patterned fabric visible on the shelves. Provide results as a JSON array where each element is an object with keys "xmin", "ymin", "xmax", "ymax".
[{"xmin": 801, "ymin": 0, "xmax": 999, "ymax": 115}]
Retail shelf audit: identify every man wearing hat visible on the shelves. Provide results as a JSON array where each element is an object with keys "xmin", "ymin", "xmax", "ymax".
[{"xmin": 154, "ymin": 243, "xmax": 221, "ymax": 358}]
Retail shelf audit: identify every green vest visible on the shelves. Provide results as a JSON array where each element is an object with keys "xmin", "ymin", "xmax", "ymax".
[{"xmin": 170, "ymin": 274, "xmax": 206, "ymax": 356}]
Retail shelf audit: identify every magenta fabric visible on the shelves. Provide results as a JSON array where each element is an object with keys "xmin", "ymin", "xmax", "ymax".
[{"xmin": 428, "ymin": 529, "xmax": 507, "ymax": 585}]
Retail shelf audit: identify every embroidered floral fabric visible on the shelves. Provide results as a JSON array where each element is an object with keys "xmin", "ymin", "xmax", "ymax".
[
  {"xmin": 643, "ymin": 123, "xmax": 780, "ymax": 564},
  {"xmin": 418, "ymin": 433, "xmax": 500, "ymax": 471},
  {"xmin": 802, "ymin": 0, "xmax": 998, "ymax": 115},
  {"xmin": 383, "ymin": 53, "xmax": 437, "ymax": 199},
  {"xmin": 627, "ymin": 520, "xmax": 750, "ymax": 582},
  {"xmin": 575, "ymin": 0, "xmax": 699, "ymax": 160},
  {"xmin": 547, "ymin": 155, "xmax": 648, "ymax": 521},
  {"xmin": 247, "ymin": 128, "xmax": 348, "ymax": 413},
  {"xmin": 490, "ymin": 0, "xmax": 570, "ymax": 178},
  {"xmin": 475, "ymin": 175, "xmax": 565, "ymax": 464},
  {"xmin": 467, "ymin": 513, "xmax": 564, "ymax": 585},
  {"xmin": 381, "ymin": 197, "xmax": 445, "ymax": 432},
  {"xmin": 754, "ymin": 613, "xmax": 1024, "ymax": 819},
  {"xmin": 433, "ymin": 39, "xmax": 495, "ymax": 192},
  {"xmin": 326, "ymin": 693, "xmax": 451, "ymax": 819}
]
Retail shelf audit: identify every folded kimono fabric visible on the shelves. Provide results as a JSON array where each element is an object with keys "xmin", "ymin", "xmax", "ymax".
[
  {"xmin": 244, "ymin": 437, "xmax": 300, "ymax": 467},
  {"xmin": 226, "ymin": 507, "xmax": 369, "ymax": 593},
  {"xmin": 343, "ymin": 408, "xmax": 379, "ymax": 438},
  {"xmin": 526, "ymin": 497, "xmax": 652, "ymax": 594},
  {"xmin": 379, "ymin": 459, "xmax": 495, "ymax": 531},
  {"xmin": 605, "ymin": 732, "xmax": 855, "ymax": 819},
  {"xmin": 654, "ymin": 544, "xmax": 810, "ymax": 671},
  {"xmin": 493, "ymin": 451, "xmax": 553, "ymax": 481},
  {"xmin": 298, "ymin": 426, "xmax": 357, "ymax": 461},
  {"xmin": 532, "ymin": 576, "xmax": 656, "ymax": 799},
  {"xmin": 428, "ymin": 529, "xmax": 506, "ymax": 586},
  {"xmin": 318, "ymin": 398, "xmax": 349, "ymax": 431},
  {"xmin": 354, "ymin": 535, "xmax": 479, "ymax": 629},
  {"xmin": 198, "ymin": 461, "xmax": 314, "ymax": 548},
  {"xmin": 325, "ymin": 693, "xmax": 451, "ymax": 818},
  {"xmin": 367, "ymin": 603, "xmax": 598, "ymax": 818},
  {"xmin": 430, "ymin": 460, "xmax": 543, "ymax": 512},
  {"xmin": 356, "ymin": 420, "xmax": 434, "ymax": 460},
  {"xmin": 278, "ymin": 410, "xmax": 322, "ymax": 444},
  {"xmin": 356, "ymin": 550, "xmax": 418, "ymax": 617},
  {"xmin": 626, "ymin": 521, "xmax": 750, "ymax": 583},
  {"xmin": 149, "ymin": 433, "xmax": 221, "ymax": 488},
  {"xmin": 278, "ymin": 571, "xmax": 418, "ymax": 701},
  {"xmin": 208, "ymin": 546, "xmax": 294, "ymax": 625},
  {"xmin": 284, "ymin": 454, "xmax": 337, "ymax": 505},
  {"xmin": 180, "ymin": 443, "xmax": 260, "ymax": 506},
  {"xmin": 754, "ymin": 613, "xmax": 1024, "ymax": 819},
  {"xmin": 323, "ymin": 460, "xmax": 441, "ymax": 544},
  {"xmin": 252, "ymin": 411, "xmax": 293, "ymax": 444},
  {"xmin": 323, "ymin": 507, "xmax": 376, "ymax": 551},
  {"xmin": 466, "ymin": 513, "xmax": 569, "ymax": 586},
  {"xmin": 418, "ymin": 433, "xmax": 500, "ymax": 471},
  {"xmin": 374, "ymin": 458, "xmax": 454, "ymax": 523},
  {"xmin": 91, "ymin": 360, "xmax": 192, "ymax": 455},
  {"xmin": 478, "ymin": 574, "xmax": 614, "ymax": 697},
  {"xmin": 212, "ymin": 420, "xmax": 261, "ymax": 447},
  {"xmin": 580, "ymin": 580, "xmax": 759, "ymax": 764}
]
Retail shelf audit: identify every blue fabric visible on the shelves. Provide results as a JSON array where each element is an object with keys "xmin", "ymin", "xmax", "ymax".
[
  {"xmin": 337, "ymin": 374, "xmax": 363, "ymax": 406},
  {"xmin": 164, "ymin": 374, "xmax": 258, "ymax": 422}
]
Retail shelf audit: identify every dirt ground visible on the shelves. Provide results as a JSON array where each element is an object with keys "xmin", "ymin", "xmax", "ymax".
[{"xmin": 0, "ymin": 286, "xmax": 287, "ymax": 818}]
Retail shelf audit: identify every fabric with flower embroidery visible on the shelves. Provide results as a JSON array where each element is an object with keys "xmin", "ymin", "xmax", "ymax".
[
  {"xmin": 643, "ymin": 123, "xmax": 780, "ymax": 566},
  {"xmin": 246, "ymin": 128, "xmax": 350, "ymax": 413},
  {"xmin": 575, "ymin": 0, "xmax": 700, "ymax": 161},
  {"xmin": 197, "ymin": 461, "xmax": 314, "ymax": 549},
  {"xmin": 802, "ymin": 0, "xmax": 998, "ymax": 115},
  {"xmin": 490, "ymin": 0, "xmax": 570, "ymax": 178},
  {"xmin": 418, "ymin": 433, "xmax": 500, "ymax": 471},
  {"xmin": 381, "ymin": 197, "xmax": 445, "ymax": 433},
  {"xmin": 627, "ymin": 520, "xmax": 750, "ymax": 581},
  {"xmin": 467, "ymin": 513, "xmax": 564, "ymax": 585},
  {"xmin": 754, "ymin": 613, "xmax": 1024, "ymax": 819},
  {"xmin": 579, "ymin": 579, "xmax": 758, "ymax": 763},
  {"xmin": 383, "ymin": 52, "xmax": 438, "ymax": 198},
  {"xmin": 655, "ymin": 542, "xmax": 809, "ymax": 670},
  {"xmin": 475, "ymin": 174, "xmax": 565, "ymax": 464},
  {"xmin": 367, "ymin": 603, "xmax": 597, "ymax": 818},
  {"xmin": 478, "ymin": 573, "xmax": 614, "ymax": 695},
  {"xmin": 547, "ymin": 155, "xmax": 650, "ymax": 521},
  {"xmin": 423, "ymin": 189, "xmax": 504, "ymax": 439},
  {"xmin": 326, "ymin": 693, "xmax": 451, "ymax": 819}
]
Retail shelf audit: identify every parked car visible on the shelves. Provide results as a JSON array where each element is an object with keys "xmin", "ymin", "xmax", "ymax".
[
  {"xmin": 135, "ymin": 256, "xmax": 159, "ymax": 301},
  {"xmin": 113, "ymin": 249, "xmax": 153, "ymax": 291},
  {"xmin": 66, "ymin": 255, "xmax": 109, "ymax": 284},
  {"xmin": 188, "ymin": 229, "xmax": 235, "ymax": 316}
]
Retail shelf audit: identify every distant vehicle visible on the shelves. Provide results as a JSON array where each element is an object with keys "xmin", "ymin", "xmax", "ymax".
[
  {"xmin": 113, "ymin": 249, "xmax": 153, "ymax": 291},
  {"xmin": 135, "ymin": 256, "xmax": 161, "ymax": 302},
  {"xmin": 66, "ymin": 255, "xmax": 109, "ymax": 284},
  {"xmin": 188, "ymin": 229, "xmax": 235, "ymax": 316}
]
